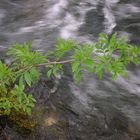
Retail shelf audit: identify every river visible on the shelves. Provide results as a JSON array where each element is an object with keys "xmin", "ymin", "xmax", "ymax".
[{"xmin": 0, "ymin": 0, "xmax": 140, "ymax": 140}]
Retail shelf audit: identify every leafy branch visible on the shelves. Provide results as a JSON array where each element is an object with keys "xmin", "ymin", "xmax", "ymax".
[{"xmin": 0, "ymin": 33, "xmax": 140, "ymax": 117}]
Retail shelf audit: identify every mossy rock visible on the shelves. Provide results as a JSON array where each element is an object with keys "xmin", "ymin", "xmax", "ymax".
[{"xmin": 9, "ymin": 112, "xmax": 37, "ymax": 132}]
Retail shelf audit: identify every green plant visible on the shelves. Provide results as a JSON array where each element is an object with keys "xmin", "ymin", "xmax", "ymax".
[
  {"xmin": 0, "ymin": 33, "xmax": 140, "ymax": 117},
  {"xmin": 49, "ymin": 33, "xmax": 140, "ymax": 81}
]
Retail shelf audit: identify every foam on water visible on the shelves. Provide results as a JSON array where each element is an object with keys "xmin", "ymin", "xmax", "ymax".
[{"xmin": 103, "ymin": 0, "xmax": 118, "ymax": 33}]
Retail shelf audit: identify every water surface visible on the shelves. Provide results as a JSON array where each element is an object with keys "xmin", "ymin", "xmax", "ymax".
[{"xmin": 0, "ymin": 0, "xmax": 140, "ymax": 140}]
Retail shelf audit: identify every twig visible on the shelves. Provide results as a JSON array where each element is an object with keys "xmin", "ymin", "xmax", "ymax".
[
  {"xmin": 14, "ymin": 59, "xmax": 74, "ymax": 74},
  {"xmin": 37, "ymin": 59, "xmax": 74, "ymax": 66}
]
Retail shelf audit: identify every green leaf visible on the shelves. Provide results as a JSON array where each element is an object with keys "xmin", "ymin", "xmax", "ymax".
[
  {"xmin": 30, "ymin": 67, "xmax": 40, "ymax": 82},
  {"xmin": 47, "ymin": 69, "xmax": 52, "ymax": 78},
  {"xmin": 72, "ymin": 61, "xmax": 80, "ymax": 72},
  {"xmin": 24, "ymin": 72, "xmax": 32, "ymax": 86},
  {"xmin": 74, "ymin": 71, "xmax": 82, "ymax": 84},
  {"xmin": 26, "ymin": 108, "xmax": 31, "ymax": 115},
  {"xmin": 54, "ymin": 39, "xmax": 75, "ymax": 59},
  {"xmin": 95, "ymin": 64, "xmax": 104, "ymax": 79},
  {"xmin": 83, "ymin": 59, "xmax": 94, "ymax": 66},
  {"xmin": 109, "ymin": 33, "xmax": 117, "ymax": 49},
  {"xmin": 19, "ymin": 75, "xmax": 24, "ymax": 88}
]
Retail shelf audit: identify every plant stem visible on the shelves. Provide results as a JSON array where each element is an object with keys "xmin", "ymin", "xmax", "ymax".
[
  {"xmin": 14, "ymin": 59, "xmax": 74, "ymax": 74},
  {"xmin": 37, "ymin": 59, "xmax": 74, "ymax": 66}
]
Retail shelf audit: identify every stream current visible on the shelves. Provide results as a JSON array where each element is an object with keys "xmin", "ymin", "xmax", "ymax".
[{"xmin": 0, "ymin": 0, "xmax": 140, "ymax": 140}]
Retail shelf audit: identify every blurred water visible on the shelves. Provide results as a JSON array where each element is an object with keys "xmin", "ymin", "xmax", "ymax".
[
  {"xmin": 0, "ymin": 0, "xmax": 140, "ymax": 139},
  {"xmin": 0, "ymin": 0, "xmax": 139, "ymax": 47}
]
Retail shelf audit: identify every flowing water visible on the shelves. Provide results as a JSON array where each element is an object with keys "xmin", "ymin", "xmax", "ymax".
[{"xmin": 0, "ymin": 0, "xmax": 140, "ymax": 140}]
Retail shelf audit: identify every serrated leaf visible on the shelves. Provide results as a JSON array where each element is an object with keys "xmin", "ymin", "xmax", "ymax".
[
  {"xmin": 112, "ymin": 73, "xmax": 118, "ymax": 80},
  {"xmin": 19, "ymin": 75, "xmax": 24, "ymax": 88},
  {"xmin": 30, "ymin": 67, "xmax": 40, "ymax": 82},
  {"xmin": 72, "ymin": 62, "xmax": 80, "ymax": 72},
  {"xmin": 83, "ymin": 59, "xmax": 94, "ymax": 66},
  {"xmin": 74, "ymin": 71, "xmax": 81, "ymax": 84},
  {"xmin": 24, "ymin": 72, "xmax": 32, "ymax": 86},
  {"xmin": 109, "ymin": 33, "xmax": 117, "ymax": 49},
  {"xmin": 52, "ymin": 67, "xmax": 58, "ymax": 77},
  {"xmin": 47, "ymin": 69, "xmax": 52, "ymax": 78},
  {"xmin": 95, "ymin": 64, "xmax": 104, "ymax": 79}
]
